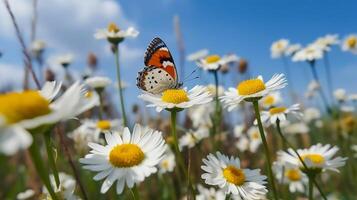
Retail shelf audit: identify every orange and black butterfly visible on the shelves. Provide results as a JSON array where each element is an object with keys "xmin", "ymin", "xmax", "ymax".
[{"xmin": 136, "ymin": 37, "xmax": 182, "ymax": 94}]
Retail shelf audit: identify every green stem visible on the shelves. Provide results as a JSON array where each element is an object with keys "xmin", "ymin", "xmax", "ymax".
[
  {"xmin": 308, "ymin": 175, "xmax": 314, "ymax": 200},
  {"xmin": 252, "ymin": 100, "xmax": 278, "ymax": 200},
  {"xmin": 130, "ymin": 185, "xmax": 140, "ymax": 200},
  {"xmin": 276, "ymin": 119, "xmax": 327, "ymax": 200},
  {"xmin": 97, "ymin": 89, "xmax": 105, "ymax": 120},
  {"xmin": 28, "ymin": 138, "xmax": 58, "ymax": 200},
  {"xmin": 323, "ymin": 53, "xmax": 334, "ymax": 103},
  {"xmin": 44, "ymin": 132, "xmax": 60, "ymax": 188},
  {"xmin": 114, "ymin": 45, "xmax": 128, "ymax": 126},
  {"xmin": 212, "ymin": 70, "xmax": 220, "ymax": 149},
  {"xmin": 170, "ymin": 110, "xmax": 195, "ymax": 198}
]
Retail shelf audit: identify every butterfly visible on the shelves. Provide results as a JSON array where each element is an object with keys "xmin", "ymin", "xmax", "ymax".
[{"xmin": 136, "ymin": 37, "xmax": 182, "ymax": 94}]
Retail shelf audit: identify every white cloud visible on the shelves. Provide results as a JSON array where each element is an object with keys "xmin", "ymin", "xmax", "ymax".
[
  {"xmin": 0, "ymin": 64, "xmax": 24, "ymax": 91},
  {"xmin": 0, "ymin": 0, "xmax": 140, "ymax": 60}
]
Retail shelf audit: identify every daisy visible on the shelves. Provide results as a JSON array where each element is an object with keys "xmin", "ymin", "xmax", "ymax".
[
  {"xmin": 43, "ymin": 172, "xmax": 79, "ymax": 200},
  {"xmin": 292, "ymin": 44, "xmax": 323, "ymax": 62},
  {"xmin": 78, "ymin": 118, "xmax": 121, "ymax": 140},
  {"xmin": 278, "ymin": 144, "xmax": 347, "ymax": 173},
  {"xmin": 197, "ymin": 54, "xmax": 239, "ymax": 71},
  {"xmin": 187, "ymin": 103, "xmax": 214, "ymax": 128},
  {"xmin": 247, "ymin": 126, "xmax": 263, "ymax": 153},
  {"xmin": 333, "ymin": 88, "xmax": 347, "ymax": 102},
  {"xmin": 270, "ymin": 39, "xmax": 289, "ymax": 58},
  {"xmin": 16, "ymin": 189, "xmax": 35, "ymax": 200},
  {"xmin": 0, "ymin": 81, "xmax": 99, "ymax": 155},
  {"xmin": 201, "ymin": 152, "xmax": 267, "ymax": 199},
  {"xmin": 85, "ymin": 76, "xmax": 112, "ymax": 90},
  {"xmin": 220, "ymin": 74, "xmax": 287, "ymax": 111},
  {"xmin": 283, "ymin": 122, "xmax": 310, "ymax": 135},
  {"xmin": 260, "ymin": 91, "xmax": 282, "ymax": 108},
  {"xmin": 80, "ymin": 124, "xmax": 166, "ymax": 194},
  {"xmin": 187, "ymin": 49, "xmax": 209, "ymax": 62},
  {"xmin": 55, "ymin": 53, "xmax": 74, "ymax": 67},
  {"xmin": 313, "ymin": 34, "xmax": 339, "ymax": 52},
  {"xmin": 196, "ymin": 184, "xmax": 226, "ymax": 200},
  {"xmin": 273, "ymin": 161, "xmax": 307, "ymax": 193},
  {"xmin": 179, "ymin": 127, "xmax": 209, "ymax": 149},
  {"xmin": 138, "ymin": 86, "xmax": 212, "ymax": 112},
  {"xmin": 259, "ymin": 104, "xmax": 302, "ymax": 125},
  {"xmin": 285, "ymin": 43, "xmax": 302, "ymax": 57},
  {"xmin": 30, "ymin": 39, "xmax": 46, "ymax": 57},
  {"xmin": 95, "ymin": 22, "xmax": 139, "ymax": 44},
  {"xmin": 303, "ymin": 107, "xmax": 321, "ymax": 123},
  {"xmin": 158, "ymin": 145, "xmax": 176, "ymax": 174},
  {"xmin": 341, "ymin": 34, "xmax": 357, "ymax": 54}
]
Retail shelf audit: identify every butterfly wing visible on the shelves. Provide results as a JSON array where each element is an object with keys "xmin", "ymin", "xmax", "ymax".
[
  {"xmin": 137, "ymin": 37, "xmax": 179, "ymax": 94},
  {"xmin": 137, "ymin": 66, "xmax": 178, "ymax": 94}
]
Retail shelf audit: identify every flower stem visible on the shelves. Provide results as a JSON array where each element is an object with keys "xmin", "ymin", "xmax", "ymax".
[
  {"xmin": 114, "ymin": 45, "xmax": 128, "ymax": 126},
  {"xmin": 308, "ymin": 61, "xmax": 331, "ymax": 114},
  {"xmin": 28, "ymin": 137, "xmax": 58, "ymax": 200},
  {"xmin": 97, "ymin": 89, "xmax": 105, "ymax": 120},
  {"xmin": 276, "ymin": 119, "xmax": 327, "ymax": 200},
  {"xmin": 130, "ymin": 185, "xmax": 140, "ymax": 200},
  {"xmin": 308, "ymin": 174, "xmax": 314, "ymax": 200},
  {"xmin": 323, "ymin": 53, "xmax": 334, "ymax": 102},
  {"xmin": 212, "ymin": 71, "xmax": 220, "ymax": 149},
  {"xmin": 44, "ymin": 132, "xmax": 60, "ymax": 188},
  {"xmin": 252, "ymin": 100, "xmax": 278, "ymax": 200},
  {"xmin": 170, "ymin": 110, "xmax": 195, "ymax": 198}
]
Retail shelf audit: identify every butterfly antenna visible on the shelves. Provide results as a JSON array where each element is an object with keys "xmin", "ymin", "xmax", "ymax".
[
  {"xmin": 184, "ymin": 76, "xmax": 200, "ymax": 83},
  {"xmin": 183, "ymin": 66, "xmax": 199, "ymax": 82}
]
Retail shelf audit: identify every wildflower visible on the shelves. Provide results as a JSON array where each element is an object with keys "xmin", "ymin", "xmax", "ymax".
[
  {"xmin": 85, "ymin": 76, "xmax": 112, "ymax": 90},
  {"xmin": 197, "ymin": 54, "xmax": 239, "ymax": 71},
  {"xmin": 341, "ymin": 34, "xmax": 357, "ymax": 54},
  {"xmin": 187, "ymin": 49, "xmax": 209, "ymax": 61},
  {"xmin": 313, "ymin": 34, "xmax": 339, "ymax": 52},
  {"xmin": 273, "ymin": 161, "xmax": 307, "ymax": 193},
  {"xmin": 16, "ymin": 189, "xmax": 35, "ymax": 200},
  {"xmin": 283, "ymin": 122, "xmax": 310, "ymax": 135},
  {"xmin": 187, "ymin": 103, "xmax": 214, "ymax": 128},
  {"xmin": 179, "ymin": 127, "xmax": 209, "ymax": 149},
  {"xmin": 0, "ymin": 81, "xmax": 99, "ymax": 155},
  {"xmin": 247, "ymin": 126, "xmax": 263, "ymax": 152},
  {"xmin": 285, "ymin": 43, "xmax": 302, "ymax": 56},
  {"xmin": 261, "ymin": 91, "xmax": 282, "ymax": 108},
  {"xmin": 201, "ymin": 152, "xmax": 267, "ymax": 198},
  {"xmin": 138, "ymin": 86, "xmax": 212, "ymax": 112},
  {"xmin": 303, "ymin": 107, "xmax": 321, "ymax": 123},
  {"xmin": 271, "ymin": 39, "xmax": 289, "ymax": 58},
  {"xmin": 30, "ymin": 39, "xmax": 46, "ymax": 57},
  {"xmin": 259, "ymin": 104, "xmax": 302, "ymax": 125},
  {"xmin": 55, "ymin": 53, "xmax": 74, "ymax": 68},
  {"xmin": 80, "ymin": 124, "xmax": 166, "ymax": 194},
  {"xmin": 292, "ymin": 44, "xmax": 323, "ymax": 62},
  {"xmin": 95, "ymin": 22, "xmax": 139, "ymax": 44},
  {"xmin": 42, "ymin": 172, "xmax": 79, "ymax": 200},
  {"xmin": 196, "ymin": 184, "xmax": 225, "ymax": 200},
  {"xmin": 278, "ymin": 144, "xmax": 347, "ymax": 173},
  {"xmin": 333, "ymin": 88, "xmax": 347, "ymax": 102},
  {"xmin": 220, "ymin": 74, "xmax": 287, "ymax": 111},
  {"xmin": 158, "ymin": 146, "xmax": 176, "ymax": 174}
]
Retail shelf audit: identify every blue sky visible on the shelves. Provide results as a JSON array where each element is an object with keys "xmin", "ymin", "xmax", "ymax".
[{"xmin": 0, "ymin": 0, "xmax": 356, "ymax": 109}]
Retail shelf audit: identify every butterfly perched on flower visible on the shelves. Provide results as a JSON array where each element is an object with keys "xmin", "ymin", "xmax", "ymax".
[{"xmin": 136, "ymin": 37, "xmax": 182, "ymax": 94}]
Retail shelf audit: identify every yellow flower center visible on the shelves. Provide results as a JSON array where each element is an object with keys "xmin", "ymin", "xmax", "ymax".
[
  {"xmin": 96, "ymin": 120, "xmax": 111, "ymax": 130},
  {"xmin": 269, "ymin": 107, "xmax": 287, "ymax": 114},
  {"xmin": 162, "ymin": 160, "xmax": 169, "ymax": 169},
  {"xmin": 285, "ymin": 169, "xmax": 301, "ymax": 181},
  {"xmin": 223, "ymin": 165, "xmax": 245, "ymax": 186},
  {"xmin": 205, "ymin": 55, "xmax": 221, "ymax": 64},
  {"xmin": 237, "ymin": 78, "xmax": 266, "ymax": 95},
  {"xmin": 0, "ymin": 91, "xmax": 51, "ymax": 124},
  {"xmin": 161, "ymin": 89, "xmax": 189, "ymax": 104},
  {"xmin": 263, "ymin": 95, "xmax": 275, "ymax": 106},
  {"xmin": 347, "ymin": 37, "xmax": 357, "ymax": 48},
  {"xmin": 251, "ymin": 131, "xmax": 260, "ymax": 139},
  {"xmin": 301, "ymin": 154, "xmax": 325, "ymax": 165},
  {"xmin": 109, "ymin": 144, "xmax": 145, "ymax": 168},
  {"xmin": 85, "ymin": 91, "xmax": 93, "ymax": 98},
  {"xmin": 107, "ymin": 22, "xmax": 120, "ymax": 33}
]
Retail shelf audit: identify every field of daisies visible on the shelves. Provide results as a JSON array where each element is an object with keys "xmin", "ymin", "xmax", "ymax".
[{"xmin": 1, "ymin": 1, "xmax": 357, "ymax": 200}]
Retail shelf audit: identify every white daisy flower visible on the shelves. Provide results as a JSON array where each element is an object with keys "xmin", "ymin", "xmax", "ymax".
[
  {"xmin": 292, "ymin": 44, "xmax": 323, "ymax": 62},
  {"xmin": 95, "ymin": 23, "xmax": 139, "ymax": 44},
  {"xmin": 333, "ymin": 88, "xmax": 347, "ymax": 102},
  {"xmin": 278, "ymin": 144, "xmax": 347, "ymax": 172},
  {"xmin": 85, "ymin": 76, "xmax": 112, "ymax": 89},
  {"xmin": 234, "ymin": 125, "xmax": 245, "ymax": 138},
  {"xmin": 247, "ymin": 126, "xmax": 263, "ymax": 153},
  {"xmin": 158, "ymin": 145, "xmax": 176, "ymax": 174},
  {"xmin": 201, "ymin": 152, "xmax": 267, "ymax": 199},
  {"xmin": 196, "ymin": 184, "xmax": 226, "ymax": 200},
  {"xmin": 197, "ymin": 54, "xmax": 239, "ymax": 71},
  {"xmin": 348, "ymin": 93, "xmax": 357, "ymax": 101},
  {"xmin": 187, "ymin": 49, "xmax": 209, "ymax": 62},
  {"xmin": 179, "ymin": 127, "xmax": 209, "ymax": 149},
  {"xmin": 80, "ymin": 124, "xmax": 166, "ymax": 194},
  {"xmin": 206, "ymin": 84, "xmax": 225, "ymax": 97},
  {"xmin": 43, "ymin": 172, "xmax": 79, "ymax": 200},
  {"xmin": 283, "ymin": 122, "xmax": 310, "ymax": 135},
  {"xmin": 271, "ymin": 39, "xmax": 289, "ymax": 58},
  {"xmin": 235, "ymin": 135, "xmax": 250, "ymax": 152},
  {"xmin": 138, "ymin": 86, "xmax": 212, "ymax": 112},
  {"xmin": 187, "ymin": 103, "xmax": 214, "ymax": 128},
  {"xmin": 55, "ymin": 53, "xmax": 74, "ymax": 67},
  {"xmin": 220, "ymin": 74, "xmax": 287, "ymax": 111},
  {"xmin": 260, "ymin": 91, "xmax": 282, "ymax": 108},
  {"xmin": 341, "ymin": 34, "xmax": 357, "ymax": 54},
  {"xmin": 30, "ymin": 39, "xmax": 46, "ymax": 56},
  {"xmin": 303, "ymin": 107, "xmax": 321, "ymax": 123},
  {"xmin": 285, "ymin": 43, "xmax": 302, "ymax": 56},
  {"xmin": 313, "ymin": 34, "xmax": 339, "ymax": 52},
  {"xmin": 259, "ymin": 104, "xmax": 302, "ymax": 125},
  {"xmin": 16, "ymin": 189, "xmax": 35, "ymax": 200},
  {"xmin": 0, "ymin": 81, "xmax": 99, "ymax": 155},
  {"xmin": 273, "ymin": 161, "xmax": 307, "ymax": 193}
]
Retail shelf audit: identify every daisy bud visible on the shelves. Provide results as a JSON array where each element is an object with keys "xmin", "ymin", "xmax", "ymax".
[{"xmin": 238, "ymin": 58, "xmax": 248, "ymax": 74}]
